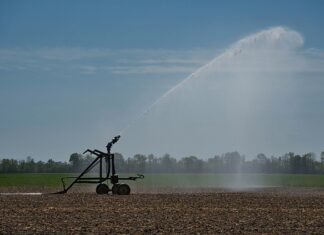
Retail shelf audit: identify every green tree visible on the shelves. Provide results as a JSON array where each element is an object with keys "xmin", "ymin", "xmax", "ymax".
[
  {"xmin": 180, "ymin": 156, "xmax": 203, "ymax": 173},
  {"xmin": 223, "ymin": 152, "xmax": 243, "ymax": 173},
  {"xmin": 161, "ymin": 154, "xmax": 176, "ymax": 172},
  {"xmin": 114, "ymin": 153, "xmax": 126, "ymax": 172},
  {"xmin": 207, "ymin": 155, "xmax": 223, "ymax": 173},
  {"xmin": 133, "ymin": 154, "xmax": 147, "ymax": 172},
  {"xmin": 69, "ymin": 153, "xmax": 83, "ymax": 172}
]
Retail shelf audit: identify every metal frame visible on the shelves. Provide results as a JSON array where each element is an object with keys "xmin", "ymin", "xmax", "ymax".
[{"xmin": 55, "ymin": 135, "xmax": 144, "ymax": 194}]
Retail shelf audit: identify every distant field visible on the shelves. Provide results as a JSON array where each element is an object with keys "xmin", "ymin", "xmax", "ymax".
[{"xmin": 1, "ymin": 173, "xmax": 324, "ymax": 188}]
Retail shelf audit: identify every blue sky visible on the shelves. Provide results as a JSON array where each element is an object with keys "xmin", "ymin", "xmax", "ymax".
[
  {"xmin": 1, "ymin": 1, "xmax": 324, "ymax": 48},
  {"xmin": 0, "ymin": 1, "xmax": 324, "ymax": 160}
]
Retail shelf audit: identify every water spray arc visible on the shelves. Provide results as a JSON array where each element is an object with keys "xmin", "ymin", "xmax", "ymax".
[{"xmin": 118, "ymin": 27, "xmax": 303, "ymax": 135}]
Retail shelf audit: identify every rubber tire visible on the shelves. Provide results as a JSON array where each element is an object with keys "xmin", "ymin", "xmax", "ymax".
[
  {"xmin": 117, "ymin": 184, "xmax": 131, "ymax": 195},
  {"xmin": 112, "ymin": 184, "xmax": 120, "ymax": 195},
  {"xmin": 96, "ymin": 184, "xmax": 109, "ymax": 194}
]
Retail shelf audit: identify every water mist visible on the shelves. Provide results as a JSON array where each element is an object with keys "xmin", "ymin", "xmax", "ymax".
[{"xmin": 118, "ymin": 27, "xmax": 323, "ymax": 189}]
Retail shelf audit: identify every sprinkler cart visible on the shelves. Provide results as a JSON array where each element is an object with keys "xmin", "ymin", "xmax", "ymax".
[{"xmin": 56, "ymin": 135, "xmax": 144, "ymax": 195}]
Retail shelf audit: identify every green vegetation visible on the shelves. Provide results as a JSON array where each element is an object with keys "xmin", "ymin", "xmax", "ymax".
[
  {"xmin": 1, "ymin": 173, "xmax": 324, "ymax": 188},
  {"xmin": 0, "ymin": 173, "xmax": 71, "ymax": 187},
  {"xmin": 140, "ymin": 173, "xmax": 324, "ymax": 187},
  {"xmin": 2, "ymin": 151, "xmax": 324, "ymax": 174}
]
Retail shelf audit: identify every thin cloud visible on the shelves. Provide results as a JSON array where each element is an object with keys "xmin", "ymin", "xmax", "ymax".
[
  {"xmin": 303, "ymin": 48, "xmax": 324, "ymax": 57},
  {"xmin": 80, "ymin": 65, "xmax": 98, "ymax": 75},
  {"xmin": 104, "ymin": 65, "xmax": 196, "ymax": 74},
  {"xmin": 0, "ymin": 47, "xmax": 213, "ymax": 75},
  {"xmin": 139, "ymin": 58, "xmax": 208, "ymax": 65},
  {"xmin": 0, "ymin": 47, "xmax": 324, "ymax": 75}
]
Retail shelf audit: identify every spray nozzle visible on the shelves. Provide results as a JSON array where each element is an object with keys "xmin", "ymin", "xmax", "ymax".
[{"xmin": 112, "ymin": 135, "xmax": 120, "ymax": 144}]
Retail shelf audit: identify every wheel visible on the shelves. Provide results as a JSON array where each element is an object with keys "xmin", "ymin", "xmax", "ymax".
[
  {"xmin": 117, "ymin": 184, "xmax": 131, "ymax": 195},
  {"xmin": 96, "ymin": 184, "xmax": 109, "ymax": 194},
  {"xmin": 112, "ymin": 184, "xmax": 120, "ymax": 195}
]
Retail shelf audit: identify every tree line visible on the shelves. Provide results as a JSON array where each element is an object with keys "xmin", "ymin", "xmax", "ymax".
[{"xmin": 1, "ymin": 151, "xmax": 324, "ymax": 174}]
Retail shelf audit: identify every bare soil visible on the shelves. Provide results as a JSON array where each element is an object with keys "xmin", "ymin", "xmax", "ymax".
[{"xmin": 1, "ymin": 187, "xmax": 324, "ymax": 234}]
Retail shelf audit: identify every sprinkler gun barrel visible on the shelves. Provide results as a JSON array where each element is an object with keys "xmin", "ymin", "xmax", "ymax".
[
  {"xmin": 106, "ymin": 135, "xmax": 120, "ymax": 153},
  {"xmin": 106, "ymin": 135, "xmax": 121, "ymax": 153},
  {"xmin": 112, "ymin": 135, "xmax": 120, "ymax": 144}
]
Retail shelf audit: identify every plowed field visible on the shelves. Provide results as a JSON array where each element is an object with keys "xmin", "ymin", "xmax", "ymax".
[{"xmin": 1, "ymin": 188, "xmax": 324, "ymax": 234}]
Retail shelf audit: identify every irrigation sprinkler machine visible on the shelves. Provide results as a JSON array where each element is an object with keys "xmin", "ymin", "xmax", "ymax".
[{"xmin": 56, "ymin": 135, "xmax": 144, "ymax": 195}]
